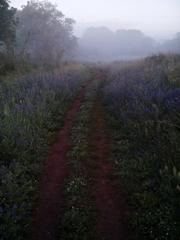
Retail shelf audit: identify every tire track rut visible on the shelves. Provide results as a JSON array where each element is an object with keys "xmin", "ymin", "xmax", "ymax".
[
  {"xmin": 89, "ymin": 98, "xmax": 131, "ymax": 240},
  {"xmin": 32, "ymin": 82, "xmax": 91, "ymax": 240}
]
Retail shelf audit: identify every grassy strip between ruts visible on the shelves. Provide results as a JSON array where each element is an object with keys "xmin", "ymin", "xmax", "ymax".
[{"xmin": 59, "ymin": 79, "xmax": 101, "ymax": 240}]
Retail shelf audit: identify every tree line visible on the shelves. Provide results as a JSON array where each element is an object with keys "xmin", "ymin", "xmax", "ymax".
[
  {"xmin": 0, "ymin": 0, "xmax": 77, "ymax": 72},
  {"xmin": 77, "ymin": 27, "xmax": 180, "ymax": 61}
]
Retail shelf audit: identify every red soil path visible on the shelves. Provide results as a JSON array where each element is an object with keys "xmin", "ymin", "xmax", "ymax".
[
  {"xmin": 89, "ymin": 99, "xmax": 131, "ymax": 240},
  {"xmin": 32, "ymin": 83, "xmax": 90, "ymax": 240}
]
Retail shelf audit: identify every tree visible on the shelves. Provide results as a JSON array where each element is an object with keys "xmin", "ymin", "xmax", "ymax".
[
  {"xmin": 16, "ymin": 0, "xmax": 77, "ymax": 66},
  {"xmin": 161, "ymin": 33, "xmax": 180, "ymax": 53},
  {"xmin": 0, "ymin": 0, "xmax": 16, "ymax": 53}
]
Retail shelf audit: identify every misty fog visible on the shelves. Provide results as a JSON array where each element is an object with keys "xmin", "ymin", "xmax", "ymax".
[
  {"xmin": 9, "ymin": 0, "xmax": 180, "ymax": 62},
  {"xmin": 1, "ymin": 1, "xmax": 180, "ymax": 240},
  {"xmin": 76, "ymin": 27, "xmax": 180, "ymax": 61}
]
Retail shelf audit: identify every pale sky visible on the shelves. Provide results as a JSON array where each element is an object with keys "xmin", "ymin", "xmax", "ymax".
[{"xmin": 11, "ymin": 0, "xmax": 180, "ymax": 39}]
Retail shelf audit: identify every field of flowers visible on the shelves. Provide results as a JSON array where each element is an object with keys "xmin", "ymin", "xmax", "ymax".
[
  {"xmin": 103, "ymin": 54, "xmax": 180, "ymax": 239},
  {"xmin": 0, "ymin": 65, "xmax": 89, "ymax": 239}
]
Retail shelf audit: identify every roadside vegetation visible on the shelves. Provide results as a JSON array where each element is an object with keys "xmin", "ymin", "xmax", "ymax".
[
  {"xmin": 103, "ymin": 54, "xmax": 180, "ymax": 239},
  {"xmin": 0, "ymin": 65, "xmax": 89, "ymax": 239},
  {"xmin": 0, "ymin": 1, "xmax": 91, "ymax": 239}
]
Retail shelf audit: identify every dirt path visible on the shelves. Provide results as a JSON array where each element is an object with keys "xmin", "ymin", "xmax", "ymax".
[
  {"xmin": 89, "ymin": 98, "xmax": 131, "ymax": 240},
  {"xmin": 32, "ymin": 82, "xmax": 90, "ymax": 240},
  {"xmin": 32, "ymin": 74, "xmax": 131, "ymax": 240}
]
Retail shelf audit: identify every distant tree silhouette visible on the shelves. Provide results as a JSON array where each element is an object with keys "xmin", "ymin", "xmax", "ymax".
[{"xmin": 0, "ymin": 0, "xmax": 16, "ymax": 53}]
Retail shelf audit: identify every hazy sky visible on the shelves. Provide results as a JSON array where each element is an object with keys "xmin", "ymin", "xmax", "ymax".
[{"xmin": 11, "ymin": 0, "xmax": 180, "ymax": 39}]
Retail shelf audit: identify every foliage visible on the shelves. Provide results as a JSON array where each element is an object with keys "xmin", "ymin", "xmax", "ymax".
[
  {"xmin": 15, "ymin": 0, "xmax": 77, "ymax": 66},
  {"xmin": 0, "ymin": 54, "xmax": 16, "ymax": 75},
  {"xmin": 103, "ymin": 54, "xmax": 180, "ymax": 239},
  {"xmin": 0, "ymin": 0, "xmax": 77, "ymax": 76},
  {"xmin": 0, "ymin": 65, "xmax": 88, "ymax": 240},
  {"xmin": 0, "ymin": 0, "xmax": 16, "ymax": 51}
]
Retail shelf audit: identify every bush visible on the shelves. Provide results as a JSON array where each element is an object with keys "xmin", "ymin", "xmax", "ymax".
[{"xmin": 0, "ymin": 54, "xmax": 16, "ymax": 75}]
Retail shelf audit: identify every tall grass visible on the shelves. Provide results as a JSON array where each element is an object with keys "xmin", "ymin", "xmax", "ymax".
[
  {"xmin": 103, "ymin": 54, "xmax": 180, "ymax": 239},
  {"xmin": 0, "ymin": 66, "xmax": 89, "ymax": 239}
]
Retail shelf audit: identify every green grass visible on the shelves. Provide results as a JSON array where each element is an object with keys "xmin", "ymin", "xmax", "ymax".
[
  {"xmin": 0, "ymin": 66, "xmax": 90, "ymax": 240},
  {"xmin": 59, "ymin": 79, "xmax": 101, "ymax": 240},
  {"xmin": 103, "ymin": 54, "xmax": 180, "ymax": 239}
]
